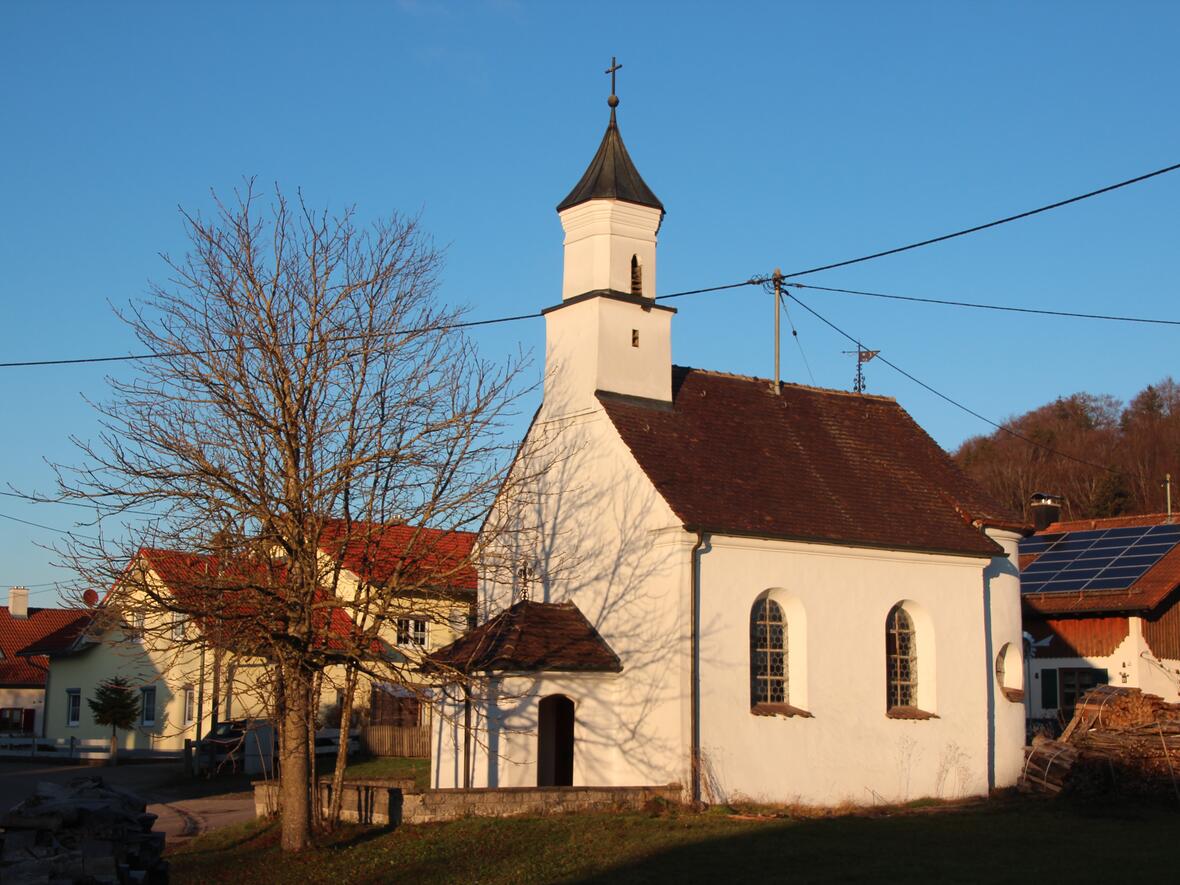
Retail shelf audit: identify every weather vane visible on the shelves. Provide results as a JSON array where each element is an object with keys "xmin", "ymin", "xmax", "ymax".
[
  {"xmin": 605, "ymin": 56, "xmax": 622, "ymax": 109},
  {"xmin": 842, "ymin": 345, "xmax": 880, "ymax": 394}
]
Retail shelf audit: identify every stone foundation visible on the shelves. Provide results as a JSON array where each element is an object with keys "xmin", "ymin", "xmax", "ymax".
[{"xmin": 253, "ymin": 781, "xmax": 681, "ymax": 826}]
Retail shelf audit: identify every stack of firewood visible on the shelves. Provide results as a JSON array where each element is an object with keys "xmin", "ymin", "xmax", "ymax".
[
  {"xmin": 0, "ymin": 777, "xmax": 167, "ymax": 884},
  {"xmin": 1021, "ymin": 686, "xmax": 1180, "ymax": 799}
]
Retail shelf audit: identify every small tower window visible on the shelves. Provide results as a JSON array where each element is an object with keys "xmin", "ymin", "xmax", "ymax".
[
  {"xmin": 630, "ymin": 254, "xmax": 642, "ymax": 297},
  {"xmin": 631, "ymin": 329, "xmax": 639, "ymax": 348}
]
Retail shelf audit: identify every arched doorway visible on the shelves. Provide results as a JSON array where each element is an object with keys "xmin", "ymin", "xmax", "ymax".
[{"xmin": 537, "ymin": 694, "xmax": 574, "ymax": 787}]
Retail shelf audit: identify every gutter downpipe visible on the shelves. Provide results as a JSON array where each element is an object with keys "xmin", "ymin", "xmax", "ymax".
[
  {"xmin": 463, "ymin": 679, "xmax": 472, "ymax": 789},
  {"xmin": 689, "ymin": 529, "xmax": 706, "ymax": 807}
]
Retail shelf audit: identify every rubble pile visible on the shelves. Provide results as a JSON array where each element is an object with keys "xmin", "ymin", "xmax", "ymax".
[
  {"xmin": 1021, "ymin": 685, "xmax": 1180, "ymax": 799},
  {"xmin": 0, "ymin": 777, "xmax": 167, "ymax": 885}
]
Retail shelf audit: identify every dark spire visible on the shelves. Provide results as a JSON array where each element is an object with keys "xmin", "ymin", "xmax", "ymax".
[{"xmin": 556, "ymin": 58, "xmax": 664, "ymax": 215}]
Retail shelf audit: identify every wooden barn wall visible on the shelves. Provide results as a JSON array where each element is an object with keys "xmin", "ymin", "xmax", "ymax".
[
  {"xmin": 1025, "ymin": 615, "xmax": 1130, "ymax": 658},
  {"xmin": 1144, "ymin": 591, "xmax": 1180, "ymax": 660}
]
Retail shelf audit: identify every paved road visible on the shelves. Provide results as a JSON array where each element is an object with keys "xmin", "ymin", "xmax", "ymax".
[{"xmin": 0, "ymin": 760, "xmax": 256, "ymax": 845}]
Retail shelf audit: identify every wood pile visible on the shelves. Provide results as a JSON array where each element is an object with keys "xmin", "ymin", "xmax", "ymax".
[
  {"xmin": 0, "ymin": 777, "xmax": 168, "ymax": 885},
  {"xmin": 1021, "ymin": 686, "xmax": 1180, "ymax": 800}
]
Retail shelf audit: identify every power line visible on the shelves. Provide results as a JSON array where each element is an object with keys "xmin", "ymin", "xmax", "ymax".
[
  {"xmin": 4, "ymin": 158, "xmax": 1176, "ymax": 371},
  {"xmin": 0, "ymin": 490, "xmax": 172, "ymax": 519},
  {"xmin": 779, "ymin": 161, "xmax": 1180, "ymax": 279},
  {"xmin": 0, "ymin": 510, "xmax": 99, "ymax": 539},
  {"xmin": 792, "ymin": 282, "xmax": 1180, "ymax": 326},
  {"xmin": 784, "ymin": 291, "xmax": 1121, "ymax": 476}
]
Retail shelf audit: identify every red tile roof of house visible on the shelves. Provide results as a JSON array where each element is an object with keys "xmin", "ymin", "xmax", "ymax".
[
  {"xmin": 1, "ymin": 606, "xmax": 91, "ymax": 685},
  {"xmin": 598, "ymin": 367, "xmax": 1013, "ymax": 557},
  {"xmin": 138, "ymin": 547, "xmax": 381, "ymax": 655},
  {"xmin": 426, "ymin": 601, "xmax": 622, "ymax": 674},
  {"xmin": 319, "ymin": 519, "xmax": 477, "ymax": 593},
  {"xmin": 1021, "ymin": 513, "xmax": 1180, "ymax": 616}
]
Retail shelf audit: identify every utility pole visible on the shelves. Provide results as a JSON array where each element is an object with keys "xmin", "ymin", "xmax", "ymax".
[
  {"xmin": 772, "ymin": 268, "xmax": 783, "ymax": 395},
  {"xmin": 1165, "ymin": 473, "xmax": 1173, "ymax": 521}
]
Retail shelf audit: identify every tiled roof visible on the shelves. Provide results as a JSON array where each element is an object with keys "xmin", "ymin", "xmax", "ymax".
[
  {"xmin": 426, "ymin": 601, "xmax": 622, "ymax": 674},
  {"xmin": 1021, "ymin": 514, "xmax": 1180, "ymax": 616},
  {"xmin": 555, "ymin": 110, "xmax": 663, "ymax": 214},
  {"xmin": 138, "ymin": 548, "xmax": 381, "ymax": 655},
  {"xmin": 319, "ymin": 519, "xmax": 477, "ymax": 594},
  {"xmin": 1, "ymin": 606, "xmax": 91, "ymax": 685},
  {"xmin": 598, "ymin": 367, "xmax": 1010, "ymax": 557}
]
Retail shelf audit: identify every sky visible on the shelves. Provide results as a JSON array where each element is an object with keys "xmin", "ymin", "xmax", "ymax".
[{"xmin": 1, "ymin": 1, "xmax": 1177, "ymax": 601}]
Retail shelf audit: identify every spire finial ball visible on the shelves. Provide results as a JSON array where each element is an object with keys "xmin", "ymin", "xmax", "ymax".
[{"xmin": 607, "ymin": 94, "xmax": 619, "ymax": 108}]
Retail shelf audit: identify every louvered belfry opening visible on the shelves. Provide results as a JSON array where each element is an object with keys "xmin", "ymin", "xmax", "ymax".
[{"xmin": 630, "ymin": 254, "xmax": 642, "ymax": 296}]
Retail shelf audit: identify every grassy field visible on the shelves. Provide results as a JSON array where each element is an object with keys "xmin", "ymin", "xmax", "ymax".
[{"xmin": 169, "ymin": 796, "xmax": 1177, "ymax": 884}]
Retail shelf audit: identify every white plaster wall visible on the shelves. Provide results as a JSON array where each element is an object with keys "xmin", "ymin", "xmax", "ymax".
[
  {"xmin": 0, "ymin": 687, "xmax": 45, "ymax": 734},
  {"xmin": 984, "ymin": 529, "xmax": 1027, "ymax": 789},
  {"xmin": 696, "ymin": 536, "xmax": 995, "ymax": 805},
  {"xmin": 544, "ymin": 297, "xmax": 673, "ymax": 414},
  {"xmin": 443, "ymin": 400, "xmax": 689, "ymax": 790},
  {"xmin": 559, "ymin": 201, "xmax": 661, "ymax": 300}
]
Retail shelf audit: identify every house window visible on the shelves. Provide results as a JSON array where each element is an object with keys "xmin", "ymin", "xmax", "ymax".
[
  {"xmin": 140, "ymin": 686, "xmax": 156, "ymax": 726},
  {"xmin": 0, "ymin": 708, "xmax": 27, "ymax": 733},
  {"xmin": 183, "ymin": 687, "xmax": 195, "ymax": 725},
  {"xmin": 1041, "ymin": 668, "xmax": 1059, "ymax": 709},
  {"xmin": 750, "ymin": 597, "xmax": 787, "ymax": 706},
  {"xmin": 171, "ymin": 612, "xmax": 186, "ymax": 641},
  {"xmin": 886, "ymin": 605, "xmax": 918, "ymax": 711},
  {"xmin": 129, "ymin": 610, "xmax": 145, "ymax": 643},
  {"xmin": 1059, "ymin": 667, "xmax": 1108, "ymax": 719},
  {"xmin": 630, "ymin": 254, "xmax": 642, "ymax": 296},
  {"xmin": 66, "ymin": 689, "xmax": 81, "ymax": 726},
  {"xmin": 396, "ymin": 618, "xmax": 427, "ymax": 647},
  {"xmin": 631, "ymin": 329, "xmax": 639, "ymax": 348}
]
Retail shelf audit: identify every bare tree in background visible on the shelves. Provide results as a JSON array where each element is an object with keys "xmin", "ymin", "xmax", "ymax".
[{"xmin": 45, "ymin": 182, "xmax": 534, "ymax": 852}]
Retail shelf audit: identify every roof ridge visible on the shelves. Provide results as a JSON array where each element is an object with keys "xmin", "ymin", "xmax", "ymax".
[{"xmin": 673, "ymin": 365, "xmax": 898, "ymax": 403}]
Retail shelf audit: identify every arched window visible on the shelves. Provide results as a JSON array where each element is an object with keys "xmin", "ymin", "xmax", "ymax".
[
  {"xmin": 886, "ymin": 604, "xmax": 917, "ymax": 710},
  {"xmin": 630, "ymin": 254, "xmax": 642, "ymax": 297},
  {"xmin": 750, "ymin": 597, "xmax": 787, "ymax": 707}
]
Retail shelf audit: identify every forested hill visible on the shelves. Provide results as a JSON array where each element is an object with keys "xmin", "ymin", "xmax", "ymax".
[{"xmin": 953, "ymin": 379, "xmax": 1180, "ymax": 522}]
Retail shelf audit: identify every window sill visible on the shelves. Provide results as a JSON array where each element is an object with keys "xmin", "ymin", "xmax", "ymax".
[
  {"xmin": 1001, "ymin": 688, "xmax": 1025, "ymax": 703},
  {"xmin": 751, "ymin": 703, "xmax": 813, "ymax": 719},
  {"xmin": 886, "ymin": 706, "xmax": 938, "ymax": 720}
]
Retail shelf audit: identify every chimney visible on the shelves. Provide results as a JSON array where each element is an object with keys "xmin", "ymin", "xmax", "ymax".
[
  {"xmin": 8, "ymin": 586, "xmax": 29, "ymax": 619},
  {"xmin": 1029, "ymin": 493, "xmax": 1063, "ymax": 532}
]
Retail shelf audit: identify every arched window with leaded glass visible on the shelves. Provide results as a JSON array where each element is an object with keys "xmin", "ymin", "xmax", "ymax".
[
  {"xmin": 750, "ymin": 596, "xmax": 787, "ymax": 708},
  {"xmin": 886, "ymin": 604, "xmax": 917, "ymax": 711}
]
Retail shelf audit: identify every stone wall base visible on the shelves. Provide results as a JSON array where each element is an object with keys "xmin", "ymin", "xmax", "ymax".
[{"xmin": 253, "ymin": 782, "xmax": 682, "ymax": 827}]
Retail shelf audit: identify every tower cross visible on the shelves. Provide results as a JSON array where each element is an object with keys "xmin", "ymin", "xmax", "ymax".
[{"xmin": 605, "ymin": 56, "xmax": 622, "ymax": 96}]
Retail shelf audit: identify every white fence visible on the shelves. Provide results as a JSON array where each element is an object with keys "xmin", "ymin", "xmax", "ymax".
[{"xmin": 0, "ymin": 737, "xmax": 181, "ymax": 762}]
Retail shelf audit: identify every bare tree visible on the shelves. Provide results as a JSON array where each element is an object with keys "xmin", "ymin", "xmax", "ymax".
[{"xmin": 46, "ymin": 181, "xmax": 531, "ymax": 852}]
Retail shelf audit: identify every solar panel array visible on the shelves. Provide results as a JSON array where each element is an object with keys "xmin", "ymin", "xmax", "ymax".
[{"xmin": 1019, "ymin": 524, "xmax": 1180, "ymax": 595}]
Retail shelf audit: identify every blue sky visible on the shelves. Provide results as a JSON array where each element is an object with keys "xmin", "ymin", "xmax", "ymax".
[{"xmin": 1, "ymin": 1, "xmax": 1177, "ymax": 600}]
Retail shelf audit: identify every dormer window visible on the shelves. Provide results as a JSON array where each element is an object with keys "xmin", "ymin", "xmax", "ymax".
[{"xmin": 630, "ymin": 254, "xmax": 642, "ymax": 297}]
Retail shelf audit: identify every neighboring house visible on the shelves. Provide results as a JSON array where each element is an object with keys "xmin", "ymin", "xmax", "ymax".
[
  {"xmin": 317, "ymin": 519, "xmax": 476, "ymax": 733},
  {"xmin": 0, "ymin": 587, "xmax": 89, "ymax": 736},
  {"xmin": 1020, "ymin": 508, "xmax": 1180, "ymax": 728},
  {"xmin": 31, "ymin": 523, "xmax": 475, "ymax": 750},
  {"xmin": 427, "ymin": 95, "xmax": 1028, "ymax": 805}
]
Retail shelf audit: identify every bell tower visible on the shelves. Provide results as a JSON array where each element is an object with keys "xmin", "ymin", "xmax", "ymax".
[{"xmin": 543, "ymin": 59, "xmax": 674, "ymax": 417}]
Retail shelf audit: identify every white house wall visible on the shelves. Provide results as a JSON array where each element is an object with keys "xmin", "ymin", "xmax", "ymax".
[
  {"xmin": 696, "ymin": 534, "xmax": 1021, "ymax": 805},
  {"xmin": 983, "ymin": 529, "xmax": 1027, "ymax": 789}
]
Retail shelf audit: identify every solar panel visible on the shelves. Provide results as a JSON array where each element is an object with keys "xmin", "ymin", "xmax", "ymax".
[{"xmin": 1019, "ymin": 524, "xmax": 1180, "ymax": 595}]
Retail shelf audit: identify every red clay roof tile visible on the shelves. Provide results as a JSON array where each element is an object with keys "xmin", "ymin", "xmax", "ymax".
[
  {"xmin": 427, "ymin": 601, "xmax": 621, "ymax": 674},
  {"xmin": 598, "ymin": 367, "xmax": 1009, "ymax": 557},
  {"xmin": 2, "ymin": 607, "xmax": 91, "ymax": 685}
]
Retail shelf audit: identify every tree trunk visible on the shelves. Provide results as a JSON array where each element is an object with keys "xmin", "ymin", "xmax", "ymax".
[
  {"xmin": 278, "ymin": 664, "xmax": 312, "ymax": 852},
  {"xmin": 326, "ymin": 666, "xmax": 359, "ymax": 827},
  {"xmin": 307, "ymin": 670, "xmax": 323, "ymax": 832},
  {"xmin": 109, "ymin": 728, "xmax": 118, "ymax": 767}
]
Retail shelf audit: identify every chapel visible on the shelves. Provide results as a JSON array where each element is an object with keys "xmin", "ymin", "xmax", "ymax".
[{"xmin": 429, "ymin": 73, "xmax": 1028, "ymax": 805}]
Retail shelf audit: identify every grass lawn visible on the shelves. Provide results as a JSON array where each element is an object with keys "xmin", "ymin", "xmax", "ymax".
[
  {"xmin": 339, "ymin": 756, "xmax": 429, "ymax": 790},
  {"xmin": 168, "ymin": 796, "xmax": 1177, "ymax": 884}
]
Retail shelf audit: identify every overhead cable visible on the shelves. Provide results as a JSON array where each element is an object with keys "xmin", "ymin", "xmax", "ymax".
[{"xmin": 784, "ymin": 292, "xmax": 1121, "ymax": 476}]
